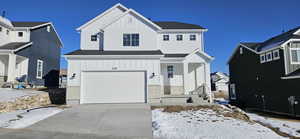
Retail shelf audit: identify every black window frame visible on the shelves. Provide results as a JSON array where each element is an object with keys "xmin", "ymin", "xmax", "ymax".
[
  {"xmin": 123, "ymin": 33, "xmax": 139, "ymax": 47},
  {"xmin": 167, "ymin": 65, "xmax": 174, "ymax": 78},
  {"xmin": 163, "ymin": 35, "xmax": 169, "ymax": 41},
  {"xmin": 190, "ymin": 34, "xmax": 196, "ymax": 41},
  {"xmin": 18, "ymin": 32, "xmax": 23, "ymax": 37},
  {"xmin": 176, "ymin": 35, "xmax": 183, "ymax": 41},
  {"xmin": 91, "ymin": 35, "xmax": 97, "ymax": 41}
]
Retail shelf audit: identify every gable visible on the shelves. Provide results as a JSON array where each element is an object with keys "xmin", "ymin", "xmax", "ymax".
[
  {"xmin": 184, "ymin": 50, "xmax": 214, "ymax": 63},
  {"xmin": 77, "ymin": 4, "xmax": 127, "ymax": 31}
]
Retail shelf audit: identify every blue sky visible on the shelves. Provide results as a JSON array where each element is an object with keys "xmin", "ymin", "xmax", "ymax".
[{"xmin": 1, "ymin": 0, "xmax": 299, "ymax": 73}]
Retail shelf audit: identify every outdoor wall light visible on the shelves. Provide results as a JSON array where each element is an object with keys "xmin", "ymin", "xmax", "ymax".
[
  {"xmin": 70, "ymin": 73, "xmax": 76, "ymax": 79},
  {"xmin": 150, "ymin": 72, "xmax": 155, "ymax": 78}
]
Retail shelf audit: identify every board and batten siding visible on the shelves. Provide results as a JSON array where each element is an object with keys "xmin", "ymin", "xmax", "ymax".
[
  {"xmin": 103, "ymin": 13, "xmax": 158, "ymax": 51},
  {"xmin": 284, "ymin": 42, "xmax": 300, "ymax": 74},
  {"xmin": 67, "ymin": 59, "xmax": 161, "ymax": 87}
]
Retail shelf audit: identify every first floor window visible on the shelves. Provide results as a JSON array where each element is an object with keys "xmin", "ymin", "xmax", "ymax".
[
  {"xmin": 123, "ymin": 33, "xmax": 139, "ymax": 47},
  {"xmin": 260, "ymin": 54, "xmax": 266, "ymax": 63},
  {"xmin": 91, "ymin": 35, "xmax": 97, "ymax": 41},
  {"xmin": 273, "ymin": 49, "xmax": 280, "ymax": 60},
  {"xmin": 163, "ymin": 35, "xmax": 169, "ymax": 41},
  {"xmin": 291, "ymin": 48, "xmax": 300, "ymax": 64},
  {"xmin": 266, "ymin": 52, "xmax": 273, "ymax": 62},
  {"xmin": 230, "ymin": 84, "xmax": 236, "ymax": 100},
  {"xmin": 190, "ymin": 34, "xmax": 196, "ymax": 41},
  {"xmin": 167, "ymin": 65, "xmax": 174, "ymax": 78},
  {"xmin": 176, "ymin": 35, "xmax": 183, "ymax": 41},
  {"xmin": 36, "ymin": 60, "xmax": 43, "ymax": 79}
]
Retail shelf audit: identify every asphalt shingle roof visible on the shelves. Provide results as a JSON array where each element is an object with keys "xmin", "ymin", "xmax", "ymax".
[
  {"xmin": 164, "ymin": 54, "xmax": 189, "ymax": 58},
  {"xmin": 153, "ymin": 21, "xmax": 205, "ymax": 29},
  {"xmin": 65, "ymin": 50, "xmax": 164, "ymax": 55},
  {"xmin": 0, "ymin": 42, "xmax": 32, "ymax": 50},
  {"xmin": 12, "ymin": 22, "xmax": 49, "ymax": 27}
]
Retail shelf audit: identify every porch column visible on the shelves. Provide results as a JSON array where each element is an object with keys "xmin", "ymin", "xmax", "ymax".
[
  {"xmin": 7, "ymin": 53, "xmax": 16, "ymax": 83},
  {"xmin": 203, "ymin": 63, "xmax": 212, "ymax": 103},
  {"xmin": 183, "ymin": 62, "xmax": 189, "ymax": 95}
]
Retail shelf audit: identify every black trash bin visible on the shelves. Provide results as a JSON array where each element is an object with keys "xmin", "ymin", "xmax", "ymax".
[{"xmin": 48, "ymin": 88, "xmax": 66, "ymax": 105}]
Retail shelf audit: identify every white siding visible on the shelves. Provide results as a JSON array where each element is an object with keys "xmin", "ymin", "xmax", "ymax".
[
  {"xmin": 0, "ymin": 26, "xmax": 30, "ymax": 46},
  {"xmin": 0, "ymin": 25, "xmax": 11, "ymax": 46},
  {"xmin": 80, "ymin": 7, "xmax": 126, "ymax": 50},
  {"xmin": 103, "ymin": 13, "xmax": 158, "ymax": 50},
  {"xmin": 158, "ymin": 32, "xmax": 203, "ymax": 54},
  {"xmin": 67, "ymin": 58, "xmax": 161, "ymax": 87}
]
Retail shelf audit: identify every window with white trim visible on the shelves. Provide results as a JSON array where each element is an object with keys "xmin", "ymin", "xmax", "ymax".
[
  {"xmin": 47, "ymin": 26, "xmax": 51, "ymax": 32},
  {"xmin": 230, "ymin": 84, "xmax": 236, "ymax": 100},
  {"xmin": 18, "ymin": 32, "xmax": 23, "ymax": 37},
  {"xmin": 190, "ymin": 34, "xmax": 196, "ymax": 41},
  {"xmin": 266, "ymin": 52, "xmax": 273, "ymax": 62},
  {"xmin": 91, "ymin": 35, "xmax": 97, "ymax": 41},
  {"xmin": 123, "ymin": 33, "xmax": 139, "ymax": 46},
  {"xmin": 240, "ymin": 47, "xmax": 243, "ymax": 54},
  {"xmin": 36, "ymin": 60, "xmax": 43, "ymax": 79},
  {"xmin": 260, "ymin": 54, "xmax": 266, "ymax": 63},
  {"xmin": 167, "ymin": 65, "xmax": 174, "ymax": 78},
  {"xmin": 163, "ymin": 35, "xmax": 169, "ymax": 41},
  {"xmin": 290, "ymin": 48, "xmax": 300, "ymax": 64},
  {"xmin": 273, "ymin": 49, "xmax": 280, "ymax": 60},
  {"xmin": 176, "ymin": 35, "xmax": 183, "ymax": 41}
]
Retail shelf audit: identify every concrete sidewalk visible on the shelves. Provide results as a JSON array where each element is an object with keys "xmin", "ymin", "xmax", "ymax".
[{"xmin": 0, "ymin": 104, "xmax": 153, "ymax": 139}]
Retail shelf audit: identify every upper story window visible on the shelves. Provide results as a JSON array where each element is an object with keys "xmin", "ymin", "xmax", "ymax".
[
  {"xmin": 176, "ymin": 35, "xmax": 183, "ymax": 41},
  {"xmin": 273, "ymin": 49, "xmax": 280, "ymax": 60},
  {"xmin": 47, "ymin": 26, "xmax": 51, "ymax": 32},
  {"xmin": 266, "ymin": 52, "xmax": 273, "ymax": 62},
  {"xmin": 167, "ymin": 65, "xmax": 174, "ymax": 78},
  {"xmin": 260, "ymin": 54, "xmax": 266, "ymax": 63},
  {"xmin": 163, "ymin": 35, "xmax": 169, "ymax": 41},
  {"xmin": 190, "ymin": 35, "xmax": 196, "ymax": 41},
  {"xmin": 290, "ymin": 48, "xmax": 300, "ymax": 64},
  {"xmin": 18, "ymin": 32, "xmax": 23, "ymax": 37},
  {"xmin": 91, "ymin": 35, "xmax": 97, "ymax": 41},
  {"xmin": 123, "ymin": 33, "xmax": 139, "ymax": 47},
  {"xmin": 239, "ymin": 47, "xmax": 243, "ymax": 54},
  {"xmin": 36, "ymin": 60, "xmax": 43, "ymax": 79}
]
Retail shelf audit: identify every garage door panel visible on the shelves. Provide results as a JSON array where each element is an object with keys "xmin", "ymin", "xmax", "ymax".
[{"xmin": 81, "ymin": 71, "xmax": 145, "ymax": 104}]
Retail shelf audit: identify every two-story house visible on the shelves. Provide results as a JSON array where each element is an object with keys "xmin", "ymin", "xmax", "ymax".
[
  {"xmin": 65, "ymin": 3, "xmax": 214, "ymax": 104},
  {"xmin": 0, "ymin": 16, "xmax": 62, "ymax": 87},
  {"xmin": 228, "ymin": 26, "xmax": 300, "ymax": 117}
]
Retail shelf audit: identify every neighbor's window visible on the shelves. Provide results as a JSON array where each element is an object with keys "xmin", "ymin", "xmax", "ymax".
[
  {"xmin": 47, "ymin": 26, "xmax": 51, "ymax": 32},
  {"xmin": 230, "ymin": 84, "xmax": 236, "ymax": 100},
  {"xmin": 290, "ymin": 48, "xmax": 300, "ymax": 64},
  {"xmin": 123, "ymin": 33, "xmax": 139, "ymax": 47},
  {"xmin": 18, "ymin": 32, "xmax": 23, "ymax": 37},
  {"xmin": 273, "ymin": 49, "xmax": 280, "ymax": 60},
  {"xmin": 266, "ymin": 52, "xmax": 273, "ymax": 62},
  {"xmin": 190, "ymin": 34, "xmax": 196, "ymax": 41},
  {"xmin": 36, "ymin": 60, "xmax": 43, "ymax": 79},
  {"xmin": 260, "ymin": 54, "xmax": 266, "ymax": 63},
  {"xmin": 163, "ymin": 35, "xmax": 169, "ymax": 41},
  {"xmin": 91, "ymin": 35, "xmax": 97, "ymax": 41},
  {"xmin": 167, "ymin": 65, "xmax": 174, "ymax": 78},
  {"xmin": 239, "ymin": 47, "xmax": 243, "ymax": 54},
  {"xmin": 176, "ymin": 35, "xmax": 183, "ymax": 41}
]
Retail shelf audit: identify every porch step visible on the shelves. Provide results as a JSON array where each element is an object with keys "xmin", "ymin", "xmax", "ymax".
[{"xmin": 159, "ymin": 95, "xmax": 209, "ymax": 104}]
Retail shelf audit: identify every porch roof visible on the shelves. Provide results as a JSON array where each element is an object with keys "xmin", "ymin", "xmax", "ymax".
[
  {"xmin": 0, "ymin": 42, "xmax": 32, "ymax": 50},
  {"xmin": 164, "ymin": 54, "xmax": 189, "ymax": 58}
]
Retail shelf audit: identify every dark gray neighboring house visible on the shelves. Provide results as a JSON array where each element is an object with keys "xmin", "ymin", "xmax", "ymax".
[{"xmin": 0, "ymin": 17, "xmax": 62, "ymax": 87}]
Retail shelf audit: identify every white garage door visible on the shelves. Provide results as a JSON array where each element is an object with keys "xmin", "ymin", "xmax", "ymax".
[{"xmin": 81, "ymin": 71, "xmax": 146, "ymax": 104}]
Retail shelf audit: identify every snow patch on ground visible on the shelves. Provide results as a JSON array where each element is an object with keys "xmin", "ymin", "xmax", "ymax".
[
  {"xmin": 247, "ymin": 113, "xmax": 300, "ymax": 138},
  {"xmin": 152, "ymin": 109, "xmax": 286, "ymax": 139},
  {"xmin": 0, "ymin": 89, "xmax": 43, "ymax": 102},
  {"xmin": 0, "ymin": 107, "xmax": 63, "ymax": 129}
]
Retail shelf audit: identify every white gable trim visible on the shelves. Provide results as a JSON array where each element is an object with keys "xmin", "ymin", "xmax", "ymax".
[
  {"xmin": 185, "ymin": 48, "xmax": 214, "ymax": 62},
  {"xmin": 293, "ymin": 28, "xmax": 300, "ymax": 35},
  {"xmin": 76, "ymin": 3, "xmax": 128, "ymax": 31},
  {"xmin": 32, "ymin": 22, "xmax": 63, "ymax": 47},
  {"xmin": 14, "ymin": 42, "xmax": 33, "ymax": 52},
  {"xmin": 102, "ymin": 9, "xmax": 162, "ymax": 31}
]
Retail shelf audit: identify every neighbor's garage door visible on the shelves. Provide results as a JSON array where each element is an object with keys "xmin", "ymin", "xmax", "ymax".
[{"xmin": 80, "ymin": 71, "xmax": 146, "ymax": 104}]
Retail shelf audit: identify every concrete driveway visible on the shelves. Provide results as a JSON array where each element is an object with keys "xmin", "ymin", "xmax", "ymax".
[{"xmin": 0, "ymin": 104, "xmax": 153, "ymax": 139}]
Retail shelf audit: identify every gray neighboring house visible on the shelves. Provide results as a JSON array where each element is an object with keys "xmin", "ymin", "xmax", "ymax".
[{"xmin": 0, "ymin": 16, "xmax": 62, "ymax": 87}]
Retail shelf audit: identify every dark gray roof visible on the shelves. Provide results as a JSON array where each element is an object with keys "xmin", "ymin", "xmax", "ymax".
[
  {"xmin": 12, "ymin": 22, "xmax": 49, "ymax": 27},
  {"xmin": 153, "ymin": 21, "xmax": 205, "ymax": 29},
  {"xmin": 241, "ymin": 26, "xmax": 300, "ymax": 52},
  {"xmin": 0, "ymin": 42, "xmax": 32, "ymax": 50},
  {"xmin": 164, "ymin": 54, "xmax": 189, "ymax": 58},
  {"xmin": 65, "ymin": 50, "xmax": 164, "ymax": 55}
]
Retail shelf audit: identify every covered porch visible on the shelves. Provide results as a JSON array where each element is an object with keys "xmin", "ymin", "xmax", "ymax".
[
  {"xmin": 0, "ymin": 52, "xmax": 29, "ymax": 84},
  {"xmin": 160, "ymin": 50, "xmax": 213, "ymax": 103}
]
